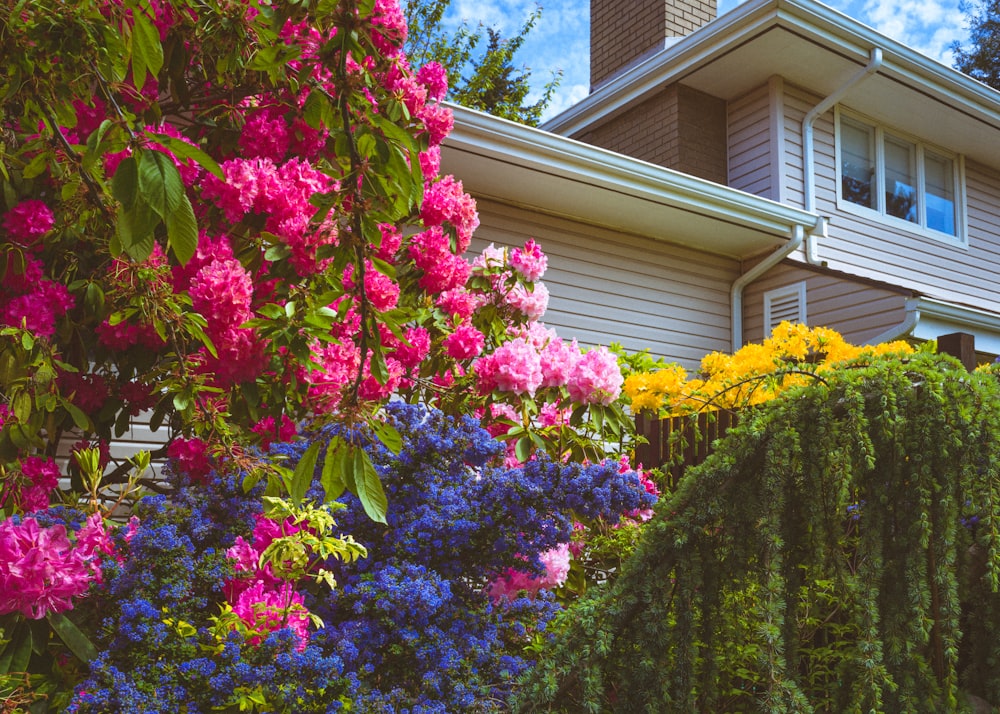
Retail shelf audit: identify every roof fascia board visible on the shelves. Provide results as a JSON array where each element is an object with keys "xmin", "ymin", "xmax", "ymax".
[
  {"xmin": 544, "ymin": 0, "xmax": 1000, "ymax": 136},
  {"xmin": 446, "ymin": 103, "xmax": 820, "ymax": 238}
]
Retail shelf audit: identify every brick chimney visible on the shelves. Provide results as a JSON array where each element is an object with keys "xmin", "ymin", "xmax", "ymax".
[{"xmin": 591, "ymin": 0, "xmax": 718, "ymax": 90}]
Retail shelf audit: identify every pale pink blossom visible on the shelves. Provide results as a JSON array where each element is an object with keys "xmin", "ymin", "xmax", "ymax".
[
  {"xmin": 487, "ymin": 543, "xmax": 572, "ymax": 600},
  {"xmin": 539, "ymin": 337, "xmax": 581, "ymax": 388},
  {"xmin": 567, "ymin": 346, "xmax": 624, "ymax": 406},
  {"xmin": 505, "ymin": 282, "xmax": 549, "ymax": 322},
  {"xmin": 510, "ymin": 239, "xmax": 547, "ymax": 282}
]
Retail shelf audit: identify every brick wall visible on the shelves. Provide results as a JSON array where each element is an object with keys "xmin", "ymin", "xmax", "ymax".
[
  {"xmin": 591, "ymin": 0, "xmax": 718, "ymax": 89},
  {"xmin": 576, "ymin": 84, "xmax": 727, "ymax": 183}
]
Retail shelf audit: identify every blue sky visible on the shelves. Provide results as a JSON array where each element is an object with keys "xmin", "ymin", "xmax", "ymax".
[{"xmin": 430, "ymin": 0, "xmax": 972, "ymax": 122}]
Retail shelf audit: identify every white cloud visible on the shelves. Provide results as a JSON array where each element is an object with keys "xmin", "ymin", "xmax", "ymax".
[{"xmin": 860, "ymin": 0, "xmax": 968, "ymax": 64}]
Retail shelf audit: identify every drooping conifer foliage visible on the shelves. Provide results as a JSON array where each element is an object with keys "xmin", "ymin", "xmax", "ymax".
[{"xmin": 516, "ymin": 350, "xmax": 1000, "ymax": 713}]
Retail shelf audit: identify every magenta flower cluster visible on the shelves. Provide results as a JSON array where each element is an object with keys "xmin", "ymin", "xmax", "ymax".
[{"xmin": 0, "ymin": 515, "xmax": 112, "ymax": 619}]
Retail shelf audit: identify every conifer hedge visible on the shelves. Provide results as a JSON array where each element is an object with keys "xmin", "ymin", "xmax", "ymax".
[{"xmin": 516, "ymin": 350, "xmax": 1000, "ymax": 713}]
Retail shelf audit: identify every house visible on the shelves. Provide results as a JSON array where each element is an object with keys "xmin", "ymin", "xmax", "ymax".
[{"xmin": 442, "ymin": 0, "xmax": 1000, "ymax": 369}]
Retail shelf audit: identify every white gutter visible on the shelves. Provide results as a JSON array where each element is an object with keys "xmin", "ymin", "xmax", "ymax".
[
  {"xmin": 802, "ymin": 47, "xmax": 883, "ymax": 265},
  {"xmin": 731, "ymin": 224, "xmax": 805, "ymax": 348}
]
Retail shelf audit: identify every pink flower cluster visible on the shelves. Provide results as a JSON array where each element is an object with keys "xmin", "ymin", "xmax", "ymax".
[
  {"xmin": 2, "ymin": 199, "xmax": 54, "ymax": 247},
  {"xmin": 474, "ymin": 324, "xmax": 624, "ymax": 406},
  {"xmin": 487, "ymin": 542, "xmax": 571, "ymax": 600},
  {"xmin": 0, "ymin": 254, "xmax": 74, "ymax": 339},
  {"xmin": 510, "ymin": 239, "xmax": 547, "ymax": 282},
  {"xmin": 225, "ymin": 515, "xmax": 312, "ymax": 650},
  {"xmin": 0, "ymin": 516, "xmax": 109, "ymax": 619},
  {"xmin": 420, "ymin": 176, "xmax": 479, "ymax": 252},
  {"xmin": 619, "ymin": 456, "xmax": 660, "ymax": 524},
  {"xmin": 167, "ymin": 437, "xmax": 212, "ymax": 483},
  {"xmin": 1, "ymin": 456, "xmax": 60, "ymax": 513}
]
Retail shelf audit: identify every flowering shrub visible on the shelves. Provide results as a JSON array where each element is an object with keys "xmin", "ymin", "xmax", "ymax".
[
  {"xmin": 623, "ymin": 322, "xmax": 914, "ymax": 415},
  {"xmin": 52, "ymin": 403, "xmax": 656, "ymax": 711},
  {"xmin": 0, "ymin": 1, "xmax": 641, "ymax": 709}
]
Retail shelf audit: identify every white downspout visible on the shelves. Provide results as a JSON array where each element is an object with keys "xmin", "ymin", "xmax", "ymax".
[
  {"xmin": 731, "ymin": 224, "xmax": 805, "ymax": 349},
  {"xmin": 803, "ymin": 47, "xmax": 883, "ymax": 265},
  {"xmin": 865, "ymin": 298, "xmax": 920, "ymax": 345}
]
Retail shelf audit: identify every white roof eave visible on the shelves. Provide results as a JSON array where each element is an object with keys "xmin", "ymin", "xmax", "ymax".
[{"xmin": 443, "ymin": 103, "xmax": 820, "ymax": 259}]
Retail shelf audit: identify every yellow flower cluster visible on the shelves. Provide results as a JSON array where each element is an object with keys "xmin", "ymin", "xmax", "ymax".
[{"xmin": 623, "ymin": 322, "xmax": 914, "ymax": 415}]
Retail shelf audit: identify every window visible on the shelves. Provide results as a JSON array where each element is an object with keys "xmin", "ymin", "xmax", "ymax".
[
  {"xmin": 836, "ymin": 111, "xmax": 963, "ymax": 241},
  {"xmin": 763, "ymin": 282, "xmax": 807, "ymax": 335}
]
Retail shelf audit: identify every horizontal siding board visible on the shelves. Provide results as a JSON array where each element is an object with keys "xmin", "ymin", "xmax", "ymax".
[
  {"xmin": 743, "ymin": 262, "xmax": 908, "ymax": 345},
  {"xmin": 471, "ymin": 201, "xmax": 740, "ymax": 366}
]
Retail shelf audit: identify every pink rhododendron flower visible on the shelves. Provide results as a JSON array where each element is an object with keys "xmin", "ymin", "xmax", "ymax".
[
  {"xmin": 420, "ymin": 176, "xmax": 479, "ymax": 252},
  {"xmin": 540, "ymin": 337, "xmax": 581, "ymax": 388},
  {"xmin": 505, "ymin": 282, "xmax": 549, "ymax": 322},
  {"xmin": 2, "ymin": 199, "xmax": 54, "ymax": 246},
  {"xmin": 567, "ymin": 346, "xmax": 624, "ymax": 406},
  {"xmin": 481, "ymin": 338, "xmax": 543, "ymax": 396},
  {"xmin": 418, "ymin": 102, "xmax": 454, "ymax": 146},
  {"xmin": 3, "ymin": 456, "xmax": 60, "ymax": 513},
  {"xmin": 393, "ymin": 327, "xmax": 431, "ymax": 370},
  {"xmin": 487, "ymin": 543, "xmax": 572, "ymax": 600},
  {"xmin": 232, "ymin": 581, "xmax": 312, "ymax": 651},
  {"xmin": 510, "ymin": 239, "xmax": 547, "ymax": 282},
  {"xmin": 0, "ymin": 518, "xmax": 98, "ymax": 619},
  {"xmin": 485, "ymin": 403, "xmax": 519, "ymax": 438},
  {"xmin": 168, "ymin": 437, "xmax": 212, "ymax": 483},
  {"xmin": 189, "ymin": 257, "xmax": 254, "ymax": 337},
  {"xmin": 376, "ymin": 223, "xmax": 403, "ymax": 261},
  {"xmin": 418, "ymin": 145, "xmax": 441, "ymax": 179},
  {"xmin": 443, "ymin": 324, "xmax": 485, "ymax": 360},
  {"xmin": 620, "ymin": 457, "xmax": 660, "ymax": 523},
  {"xmin": 417, "ymin": 61, "xmax": 448, "ymax": 101},
  {"xmin": 436, "ymin": 288, "xmax": 482, "ymax": 321},
  {"xmin": 0, "ymin": 280, "xmax": 75, "ymax": 338},
  {"xmin": 239, "ymin": 106, "xmax": 291, "ymax": 162},
  {"xmin": 252, "ymin": 414, "xmax": 298, "ymax": 451}
]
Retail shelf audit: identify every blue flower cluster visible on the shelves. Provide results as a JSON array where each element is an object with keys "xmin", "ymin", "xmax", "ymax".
[{"xmin": 67, "ymin": 403, "xmax": 656, "ymax": 712}]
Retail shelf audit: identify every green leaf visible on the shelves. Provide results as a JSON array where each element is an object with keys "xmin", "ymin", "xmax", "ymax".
[
  {"xmin": 321, "ymin": 437, "xmax": 349, "ymax": 502},
  {"xmin": 290, "ymin": 441, "xmax": 321, "ymax": 505},
  {"xmin": 20, "ymin": 332, "xmax": 33, "ymax": 350},
  {"xmin": 116, "ymin": 202, "xmax": 157, "ymax": 262},
  {"xmin": 165, "ymin": 192, "xmax": 198, "ymax": 265},
  {"xmin": 111, "ymin": 156, "xmax": 139, "ymax": 209},
  {"xmin": 371, "ymin": 420, "xmax": 402, "ymax": 454},
  {"xmin": 353, "ymin": 448, "xmax": 388, "ymax": 524},
  {"xmin": 61, "ymin": 398, "xmax": 91, "ymax": 431},
  {"xmin": 47, "ymin": 611, "xmax": 99, "ymax": 664},
  {"xmin": 139, "ymin": 149, "xmax": 184, "ymax": 217},
  {"xmin": 0, "ymin": 621, "xmax": 31, "ymax": 675},
  {"xmin": 515, "ymin": 435, "xmax": 533, "ymax": 463},
  {"xmin": 146, "ymin": 131, "xmax": 223, "ymax": 180},
  {"xmin": 131, "ymin": 6, "xmax": 163, "ymax": 90}
]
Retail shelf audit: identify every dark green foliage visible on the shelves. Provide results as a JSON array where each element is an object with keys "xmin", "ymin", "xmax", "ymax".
[
  {"xmin": 404, "ymin": 0, "xmax": 561, "ymax": 125},
  {"xmin": 953, "ymin": 0, "xmax": 1000, "ymax": 89},
  {"xmin": 514, "ymin": 351, "xmax": 1000, "ymax": 712}
]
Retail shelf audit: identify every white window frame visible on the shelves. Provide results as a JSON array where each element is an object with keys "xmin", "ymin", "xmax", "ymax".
[
  {"xmin": 835, "ymin": 108, "xmax": 968, "ymax": 246},
  {"xmin": 763, "ymin": 281, "xmax": 807, "ymax": 336}
]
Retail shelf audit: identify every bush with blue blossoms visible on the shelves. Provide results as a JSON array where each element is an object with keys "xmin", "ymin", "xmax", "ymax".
[{"xmin": 63, "ymin": 403, "xmax": 656, "ymax": 712}]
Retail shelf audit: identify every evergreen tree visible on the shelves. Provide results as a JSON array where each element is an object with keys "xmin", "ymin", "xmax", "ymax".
[
  {"xmin": 404, "ymin": 0, "xmax": 561, "ymax": 126},
  {"xmin": 953, "ymin": 0, "xmax": 1000, "ymax": 89}
]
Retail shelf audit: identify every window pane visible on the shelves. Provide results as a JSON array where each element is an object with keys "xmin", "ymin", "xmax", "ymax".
[
  {"xmin": 925, "ymin": 152, "xmax": 956, "ymax": 236},
  {"xmin": 841, "ymin": 119, "xmax": 875, "ymax": 209},
  {"xmin": 884, "ymin": 134, "xmax": 917, "ymax": 223}
]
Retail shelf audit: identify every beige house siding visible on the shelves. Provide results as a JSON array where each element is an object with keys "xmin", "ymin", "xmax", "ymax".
[
  {"xmin": 727, "ymin": 83, "xmax": 774, "ymax": 199},
  {"xmin": 776, "ymin": 84, "xmax": 1000, "ymax": 313},
  {"xmin": 742, "ymin": 262, "xmax": 910, "ymax": 346},
  {"xmin": 470, "ymin": 200, "xmax": 740, "ymax": 368}
]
